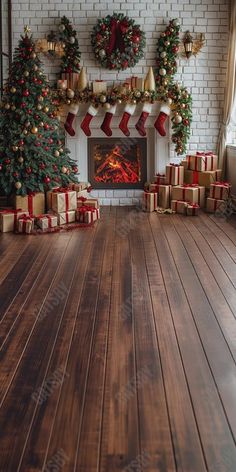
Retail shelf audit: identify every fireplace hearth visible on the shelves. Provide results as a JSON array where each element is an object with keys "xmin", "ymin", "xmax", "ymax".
[{"xmin": 88, "ymin": 137, "xmax": 147, "ymax": 189}]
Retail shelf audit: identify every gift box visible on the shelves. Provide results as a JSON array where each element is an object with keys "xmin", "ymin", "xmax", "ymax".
[
  {"xmin": 46, "ymin": 187, "xmax": 60, "ymax": 210},
  {"xmin": 92, "ymin": 81, "xmax": 107, "ymax": 94},
  {"xmin": 206, "ymin": 197, "xmax": 226, "ymax": 213},
  {"xmin": 12, "ymin": 192, "xmax": 45, "ymax": 216},
  {"xmin": 186, "ymin": 152, "xmax": 218, "ymax": 172},
  {"xmin": 171, "ymin": 200, "xmax": 188, "ymax": 214},
  {"xmin": 184, "ymin": 169, "xmax": 222, "ymax": 187},
  {"xmin": 143, "ymin": 191, "xmax": 158, "ymax": 212},
  {"xmin": 37, "ymin": 214, "xmax": 58, "ymax": 231},
  {"xmin": 57, "ymin": 210, "xmax": 76, "ymax": 225},
  {"xmin": 166, "ymin": 164, "xmax": 184, "ymax": 186},
  {"xmin": 76, "ymin": 206, "xmax": 100, "ymax": 224},
  {"xmin": 172, "ymin": 184, "xmax": 205, "ymax": 208},
  {"xmin": 0, "ymin": 209, "xmax": 29, "ymax": 233},
  {"xmin": 129, "ymin": 76, "xmax": 144, "ymax": 91},
  {"xmin": 77, "ymin": 196, "xmax": 99, "ymax": 209},
  {"xmin": 68, "ymin": 182, "xmax": 89, "ymax": 193},
  {"xmin": 61, "ymin": 72, "xmax": 79, "ymax": 90},
  {"xmin": 209, "ymin": 182, "xmax": 231, "ymax": 200},
  {"xmin": 18, "ymin": 216, "xmax": 34, "ymax": 234},
  {"xmin": 158, "ymin": 184, "xmax": 172, "ymax": 209},
  {"xmin": 51, "ymin": 188, "xmax": 77, "ymax": 213},
  {"xmin": 186, "ymin": 203, "xmax": 200, "ymax": 216},
  {"xmin": 154, "ymin": 173, "xmax": 166, "ymax": 185}
]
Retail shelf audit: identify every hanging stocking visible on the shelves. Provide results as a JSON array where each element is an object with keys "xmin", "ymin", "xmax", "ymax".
[
  {"xmin": 100, "ymin": 105, "xmax": 117, "ymax": 136},
  {"xmin": 154, "ymin": 104, "xmax": 171, "ymax": 137},
  {"xmin": 64, "ymin": 104, "xmax": 79, "ymax": 137},
  {"xmin": 119, "ymin": 103, "xmax": 136, "ymax": 137},
  {"xmin": 80, "ymin": 105, "xmax": 98, "ymax": 136},
  {"xmin": 135, "ymin": 103, "xmax": 152, "ymax": 137}
]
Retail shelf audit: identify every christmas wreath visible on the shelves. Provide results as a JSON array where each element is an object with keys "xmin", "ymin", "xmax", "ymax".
[{"xmin": 91, "ymin": 13, "xmax": 146, "ymax": 71}]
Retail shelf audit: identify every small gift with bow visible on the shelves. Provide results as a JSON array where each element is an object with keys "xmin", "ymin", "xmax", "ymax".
[
  {"xmin": 186, "ymin": 152, "xmax": 218, "ymax": 172},
  {"xmin": 171, "ymin": 200, "xmax": 188, "ymax": 215},
  {"xmin": 206, "ymin": 197, "xmax": 226, "ymax": 214},
  {"xmin": 18, "ymin": 215, "xmax": 34, "ymax": 234},
  {"xmin": 36, "ymin": 214, "xmax": 58, "ymax": 231},
  {"xmin": 166, "ymin": 163, "xmax": 184, "ymax": 186},
  {"xmin": 209, "ymin": 181, "xmax": 231, "ymax": 200},
  {"xmin": 143, "ymin": 190, "xmax": 158, "ymax": 212},
  {"xmin": 12, "ymin": 192, "xmax": 45, "ymax": 216},
  {"xmin": 172, "ymin": 184, "xmax": 205, "ymax": 208},
  {"xmin": 0, "ymin": 209, "xmax": 29, "ymax": 233},
  {"xmin": 51, "ymin": 187, "xmax": 77, "ymax": 213},
  {"xmin": 186, "ymin": 203, "xmax": 200, "ymax": 216},
  {"xmin": 76, "ymin": 205, "xmax": 100, "ymax": 224}
]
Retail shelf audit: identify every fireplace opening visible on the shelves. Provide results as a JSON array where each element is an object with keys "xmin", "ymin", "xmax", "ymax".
[{"xmin": 88, "ymin": 138, "xmax": 147, "ymax": 189}]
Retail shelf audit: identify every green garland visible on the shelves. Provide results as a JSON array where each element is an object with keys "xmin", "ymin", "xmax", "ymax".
[
  {"xmin": 155, "ymin": 18, "xmax": 192, "ymax": 155},
  {"xmin": 58, "ymin": 16, "xmax": 81, "ymax": 74},
  {"xmin": 91, "ymin": 13, "xmax": 146, "ymax": 71}
]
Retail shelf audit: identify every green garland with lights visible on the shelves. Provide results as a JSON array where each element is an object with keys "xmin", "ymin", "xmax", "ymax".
[
  {"xmin": 155, "ymin": 18, "xmax": 192, "ymax": 155},
  {"xmin": 91, "ymin": 13, "xmax": 146, "ymax": 71},
  {"xmin": 58, "ymin": 16, "xmax": 81, "ymax": 74}
]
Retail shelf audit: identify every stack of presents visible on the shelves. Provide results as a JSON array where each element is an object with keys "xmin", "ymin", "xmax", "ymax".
[
  {"xmin": 0, "ymin": 183, "xmax": 100, "ymax": 234},
  {"xmin": 144, "ymin": 151, "xmax": 231, "ymax": 216}
]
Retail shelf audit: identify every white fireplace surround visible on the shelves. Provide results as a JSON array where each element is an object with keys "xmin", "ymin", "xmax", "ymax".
[{"xmin": 65, "ymin": 103, "xmax": 171, "ymax": 205}]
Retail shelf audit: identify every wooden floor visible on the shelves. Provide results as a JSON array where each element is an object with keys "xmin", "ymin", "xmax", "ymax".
[{"xmin": 0, "ymin": 207, "xmax": 236, "ymax": 472}]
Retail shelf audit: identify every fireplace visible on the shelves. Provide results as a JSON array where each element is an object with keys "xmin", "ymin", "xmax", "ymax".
[{"xmin": 88, "ymin": 137, "xmax": 147, "ymax": 189}]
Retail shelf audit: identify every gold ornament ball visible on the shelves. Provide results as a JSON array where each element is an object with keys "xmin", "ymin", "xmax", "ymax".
[
  {"xmin": 181, "ymin": 103, "xmax": 186, "ymax": 109},
  {"xmin": 38, "ymin": 96, "xmax": 44, "ymax": 102},
  {"xmin": 15, "ymin": 182, "xmax": 22, "ymax": 189},
  {"xmin": 174, "ymin": 114, "xmax": 182, "ymax": 124},
  {"xmin": 25, "ymin": 121, "xmax": 31, "ymax": 127},
  {"xmin": 99, "ymin": 94, "xmax": 107, "ymax": 103},
  {"xmin": 166, "ymin": 97, "xmax": 172, "ymax": 105},
  {"xmin": 134, "ymin": 90, "xmax": 141, "ymax": 98},
  {"xmin": 37, "ymin": 104, "xmax": 42, "ymax": 110},
  {"xmin": 31, "ymin": 126, "xmax": 38, "ymax": 134},
  {"xmin": 117, "ymin": 99, "xmax": 122, "ymax": 104},
  {"xmin": 11, "ymin": 105, "xmax": 16, "ymax": 111},
  {"xmin": 12, "ymin": 145, "xmax": 19, "ymax": 152},
  {"xmin": 39, "ymin": 121, "xmax": 44, "ymax": 127},
  {"xmin": 163, "ymin": 79, "xmax": 168, "ymax": 87},
  {"xmin": 67, "ymin": 99, "xmax": 71, "ymax": 105},
  {"xmin": 18, "ymin": 156, "xmax": 24, "ymax": 163},
  {"xmin": 61, "ymin": 166, "xmax": 67, "ymax": 173},
  {"xmin": 159, "ymin": 68, "xmax": 167, "ymax": 76},
  {"xmin": 160, "ymin": 51, "xmax": 167, "ymax": 58},
  {"xmin": 144, "ymin": 91, "xmax": 150, "ymax": 98},
  {"xmin": 164, "ymin": 41, "xmax": 170, "ymax": 47},
  {"xmin": 66, "ymin": 169, "xmax": 70, "ymax": 175},
  {"xmin": 54, "ymin": 150, "xmax": 60, "ymax": 157},
  {"xmin": 99, "ymin": 49, "xmax": 106, "ymax": 58},
  {"xmin": 104, "ymin": 102, "xmax": 111, "ymax": 110},
  {"xmin": 23, "ymin": 129, "xmax": 28, "ymax": 135},
  {"xmin": 59, "ymin": 148, "xmax": 63, "ymax": 153},
  {"xmin": 132, "ymin": 99, "xmax": 137, "ymax": 105},
  {"xmin": 33, "ymin": 65, "xmax": 38, "ymax": 71},
  {"xmin": 44, "ymin": 106, "xmax": 49, "ymax": 113},
  {"xmin": 10, "ymin": 87, "xmax": 16, "ymax": 93},
  {"xmin": 67, "ymin": 89, "xmax": 75, "ymax": 99},
  {"xmin": 30, "ymin": 52, "xmax": 37, "ymax": 59},
  {"xmin": 24, "ymin": 70, "xmax": 30, "ymax": 77},
  {"xmin": 5, "ymin": 103, "xmax": 10, "ymax": 110}
]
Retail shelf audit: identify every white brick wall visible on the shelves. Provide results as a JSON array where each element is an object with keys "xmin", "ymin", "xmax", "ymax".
[{"xmin": 11, "ymin": 0, "xmax": 229, "ymax": 158}]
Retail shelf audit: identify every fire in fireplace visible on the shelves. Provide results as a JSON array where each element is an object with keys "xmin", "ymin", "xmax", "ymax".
[{"xmin": 88, "ymin": 138, "xmax": 147, "ymax": 189}]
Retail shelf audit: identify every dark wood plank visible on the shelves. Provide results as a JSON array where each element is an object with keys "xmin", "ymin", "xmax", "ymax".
[
  {"xmin": 0, "ymin": 236, "xmax": 29, "ymax": 285},
  {"xmin": 138, "ymin": 212, "xmax": 207, "ymax": 472},
  {"xmin": 149, "ymin": 213, "xmax": 236, "ymax": 471},
  {"xmin": 99, "ymin": 208, "xmax": 140, "ymax": 472}
]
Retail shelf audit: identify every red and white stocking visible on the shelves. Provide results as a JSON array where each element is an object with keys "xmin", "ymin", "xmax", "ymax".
[
  {"xmin": 154, "ymin": 104, "xmax": 171, "ymax": 137},
  {"xmin": 119, "ymin": 103, "xmax": 136, "ymax": 137},
  {"xmin": 135, "ymin": 103, "xmax": 152, "ymax": 137},
  {"xmin": 80, "ymin": 105, "xmax": 98, "ymax": 137},
  {"xmin": 64, "ymin": 104, "xmax": 79, "ymax": 137},
  {"xmin": 100, "ymin": 105, "xmax": 117, "ymax": 137}
]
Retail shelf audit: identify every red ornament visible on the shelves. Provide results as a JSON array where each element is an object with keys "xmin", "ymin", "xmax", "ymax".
[
  {"xmin": 27, "ymin": 109, "xmax": 32, "ymax": 114},
  {"xmin": 4, "ymin": 159, "xmax": 11, "ymax": 164},
  {"xmin": 42, "ymin": 91, "xmax": 47, "ymax": 97},
  {"xmin": 19, "ymin": 139, "xmax": 24, "ymax": 146},
  {"xmin": 26, "ymin": 167, "xmax": 32, "ymax": 174},
  {"xmin": 101, "ymin": 24, "xmax": 106, "ymax": 31},
  {"xmin": 0, "ymin": 164, "xmax": 2, "ymax": 171},
  {"xmin": 133, "ymin": 48, "xmax": 138, "ymax": 53},
  {"xmin": 44, "ymin": 176, "xmax": 51, "ymax": 184},
  {"xmin": 44, "ymin": 146, "xmax": 49, "ymax": 151},
  {"xmin": 172, "ymin": 45, "xmax": 179, "ymax": 53},
  {"xmin": 132, "ymin": 35, "xmax": 140, "ymax": 43},
  {"xmin": 34, "ymin": 114, "xmax": 39, "ymax": 120},
  {"xmin": 18, "ymin": 79, "xmax": 25, "ymax": 85},
  {"xmin": 23, "ymin": 89, "xmax": 30, "ymax": 97},
  {"xmin": 44, "ymin": 123, "xmax": 49, "ymax": 130},
  {"xmin": 72, "ymin": 166, "xmax": 78, "ymax": 173},
  {"xmin": 48, "ymin": 138, "xmax": 53, "ymax": 144},
  {"xmin": 21, "ymin": 102, "xmax": 27, "ymax": 108},
  {"xmin": 13, "ymin": 172, "xmax": 18, "ymax": 177},
  {"xmin": 39, "ymin": 162, "xmax": 46, "ymax": 169},
  {"xmin": 53, "ymin": 164, "xmax": 58, "ymax": 171},
  {"xmin": 183, "ymin": 119, "xmax": 189, "ymax": 126},
  {"xmin": 123, "ymin": 60, "xmax": 128, "ymax": 68},
  {"xmin": 35, "ymin": 142, "xmax": 41, "ymax": 147}
]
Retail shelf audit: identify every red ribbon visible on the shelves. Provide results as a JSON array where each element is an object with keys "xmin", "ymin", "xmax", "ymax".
[
  {"xmin": 37, "ymin": 214, "xmax": 54, "ymax": 228},
  {"xmin": 53, "ymin": 187, "xmax": 72, "ymax": 211},
  {"xmin": 0, "ymin": 209, "xmax": 27, "ymax": 228},
  {"xmin": 107, "ymin": 18, "xmax": 129, "ymax": 55},
  {"xmin": 27, "ymin": 193, "xmax": 35, "ymax": 216},
  {"xmin": 211, "ymin": 182, "xmax": 230, "ymax": 199},
  {"xmin": 20, "ymin": 215, "xmax": 33, "ymax": 233}
]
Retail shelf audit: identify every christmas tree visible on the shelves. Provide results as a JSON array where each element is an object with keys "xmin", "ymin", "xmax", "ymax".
[
  {"xmin": 0, "ymin": 26, "xmax": 78, "ymax": 196},
  {"xmin": 58, "ymin": 16, "xmax": 81, "ymax": 74}
]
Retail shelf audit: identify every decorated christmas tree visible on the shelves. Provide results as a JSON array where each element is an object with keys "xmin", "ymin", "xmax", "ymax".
[
  {"xmin": 58, "ymin": 16, "xmax": 81, "ymax": 74},
  {"xmin": 0, "ymin": 26, "xmax": 78, "ymax": 196}
]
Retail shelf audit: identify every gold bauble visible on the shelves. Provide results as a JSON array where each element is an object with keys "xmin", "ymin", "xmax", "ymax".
[
  {"xmin": 10, "ymin": 87, "xmax": 16, "ymax": 93},
  {"xmin": 99, "ymin": 94, "xmax": 107, "ymax": 103},
  {"xmin": 67, "ymin": 99, "xmax": 71, "ymax": 105},
  {"xmin": 67, "ymin": 89, "xmax": 75, "ymax": 99},
  {"xmin": 134, "ymin": 90, "xmax": 141, "ymax": 98},
  {"xmin": 31, "ymin": 126, "xmax": 38, "ymax": 134},
  {"xmin": 66, "ymin": 169, "xmax": 70, "ymax": 175},
  {"xmin": 18, "ymin": 156, "xmax": 24, "ymax": 163},
  {"xmin": 181, "ymin": 103, "xmax": 186, "ymax": 109},
  {"xmin": 15, "ymin": 182, "xmax": 22, "ymax": 189},
  {"xmin": 5, "ymin": 103, "xmax": 10, "ymax": 110},
  {"xmin": 38, "ymin": 96, "xmax": 44, "ymax": 102},
  {"xmin": 59, "ymin": 148, "xmax": 63, "ymax": 153},
  {"xmin": 12, "ymin": 145, "xmax": 18, "ymax": 152},
  {"xmin": 24, "ymin": 70, "xmax": 30, "ymax": 77},
  {"xmin": 30, "ymin": 52, "xmax": 37, "ymax": 59},
  {"xmin": 117, "ymin": 99, "xmax": 122, "ymax": 104},
  {"xmin": 23, "ymin": 129, "xmax": 28, "ymax": 135},
  {"xmin": 144, "ymin": 67, "xmax": 156, "ymax": 92},
  {"xmin": 44, "ymin": 106, "xmax": 49, "ymax": 113},
  {"xmin": 166, "ymin": 97, "xmax": 172, "ymax": 106},
  {"xmin": 11, "ymin": 105, "xmax": 16, "ymax": 111},
  {"xmin": 104, "ymin": 102, "xmax": 111, "ymax": 110},
  {"xmin": 25, "ymin": 121, "xmax": 31, "ymax": 127},
  {"xmin": 61, "ymin": 166, "xmax": 67, "ymax": 173},
  {"xmin": 132, "ymin": 99, "xmax": 137, "ymax": 104},
  {"xmin": 37, "ymin": 104, "xmax": 42, "ymax": 110},
  {"xmin": 54, "ymin": 150, "xmax": 60, "ymax": 157},
  {"xmin": 33, "ymin": 65, "xmax": 38, "ymax": 71},
  {"xmin": 39, "ymin": 121, "xmax": 44, "ymax": 127},
  {"xmin": 77, "ymin": 67, "xmax": 88, "ymax": 92}
]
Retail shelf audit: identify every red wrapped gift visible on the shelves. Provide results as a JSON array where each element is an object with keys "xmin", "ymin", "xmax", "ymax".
[
  {"xmin": 209, "ymin": 181, "xmax": 231, "ymax": 200},
  {"xmin": 186, "ymin": 152, "xmax": 218, "ymax": 172},
  {"xmin": 18, "ymin": 215, "xmax": 34, "ymax": 234},
  {"xmin": 51, "ymin": 187, "xmax": 77, "ymax": 213},
  {"xmin": 154, "ymin": 173, "xmax": 166, "ymax": 185},
  {"xmin": 13, "ymin": 192, "xmax": 45, "ymax": 216},
  {"xmin": 187, "ymin": 203, "xmax": 200, "ymax": 216},
  {"xmin": 166, "ymin": 164, "xmax": 184, "ymax": 186},
  {"xmin": 206, "ymin": 197, "xmax": 226, "ymax": 213},
  {"xmin": 172, "ymin": 184, "xmax": 205, "ymax": 208},
  {"xmin": 77, "ymin": 196, "xmax": 99, "ymax": 209},
  {"xmin": 76, "ymin": 206, "xmax": 100, "ymax": 224},
  {"xmin": 171, "ymin": 200, "xmax": 188, "ymax": 214},
  {"xmin": 143, "ymin": 191, "xmax": 158, "ymax": 212},
  {"xmin": 0, "ymin": 209, "xmax": 29, "ymax": 232}
]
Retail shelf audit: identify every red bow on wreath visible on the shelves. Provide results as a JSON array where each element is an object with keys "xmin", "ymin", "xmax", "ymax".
[{"xmin": 107, "ymin": 18, "xmax": 129, "ymax": 55}]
